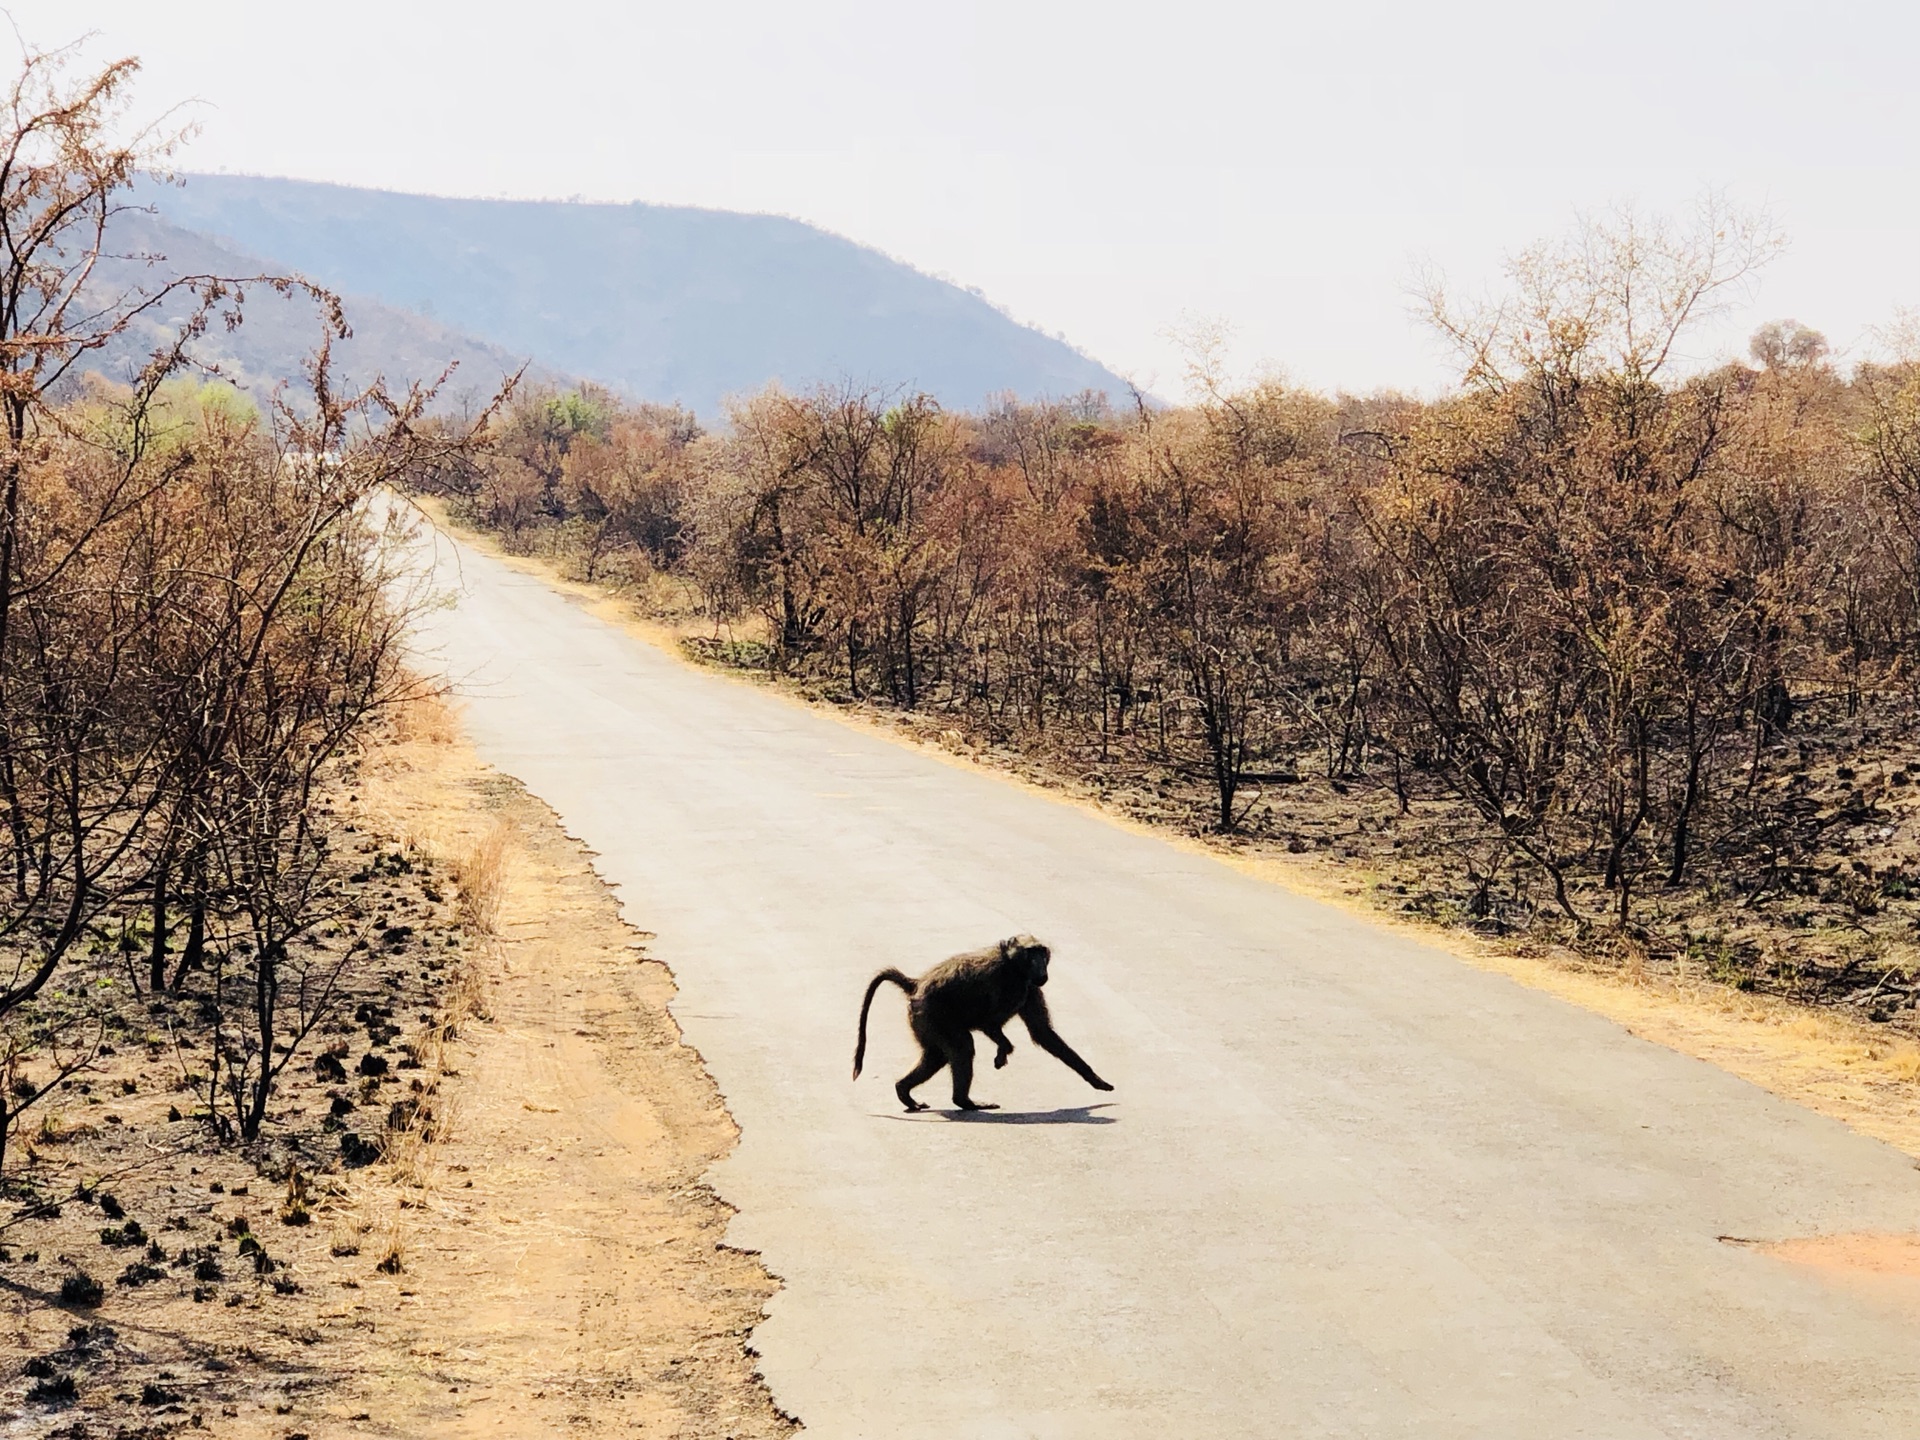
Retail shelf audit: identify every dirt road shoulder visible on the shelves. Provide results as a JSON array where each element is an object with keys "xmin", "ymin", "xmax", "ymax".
[{"xmin": 331, "ymin": 706, "xmax": 796, "ymax": 1437}]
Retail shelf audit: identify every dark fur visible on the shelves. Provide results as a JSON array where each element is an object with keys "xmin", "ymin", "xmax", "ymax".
[{"xmin": 853, "ymin": 935, "xmax": 1115, "ymax": 1112}]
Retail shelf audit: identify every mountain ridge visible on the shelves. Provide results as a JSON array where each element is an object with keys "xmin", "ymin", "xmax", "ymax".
[
  {"xmin": 131, "ymin": 174, "xmax": 1133, "ymax": 417},
  {"xmin": 87, "ymin": 208, "xmax": 545, "ymax": 407}
]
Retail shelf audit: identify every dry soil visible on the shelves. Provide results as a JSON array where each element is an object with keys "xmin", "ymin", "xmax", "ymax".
[{"xmin": 0, "ymin": 703, "xmax": 793, "ymax": 1439}]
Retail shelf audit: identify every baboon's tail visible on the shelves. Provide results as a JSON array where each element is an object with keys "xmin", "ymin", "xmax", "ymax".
[{"xmin": 853, "ymin": 968, "xmax": 916, "ymax": 1079}]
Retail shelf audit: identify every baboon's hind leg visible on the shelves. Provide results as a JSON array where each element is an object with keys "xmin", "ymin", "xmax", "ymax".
[
  {"xmin": 895, "ymin": 1047, "xmax": 945, "ymax": 1113},
  {"xmin": 947, "ymin": 1032, "xmax": 997, "ymax": 1111}
]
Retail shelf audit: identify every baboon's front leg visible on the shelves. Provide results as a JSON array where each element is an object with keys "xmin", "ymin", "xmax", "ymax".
[
  {"xmin": 984, "ymin": 1023, "xmax": 1015, "ymax": 1069},
  {"xmin": 1019, "ymin": 991, "xmax": 1114, "ymax": 1091}
]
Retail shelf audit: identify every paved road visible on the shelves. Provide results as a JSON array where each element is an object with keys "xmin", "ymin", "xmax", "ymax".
[{"xmin": 407, "ymin": 518, "xmax": 1920, "ymax": 1439}]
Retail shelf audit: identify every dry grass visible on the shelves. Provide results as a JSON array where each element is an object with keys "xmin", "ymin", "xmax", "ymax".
[
  {"xmin": 390, "ymin": 687, "xmax": 465, "ymax": 746},
  {"xmin": 442, "ymin": 934, "xmax": 493, "ymax": 1030},
  {"xmin": 384, "ymin": 1116, "xmax": 433, "ymax": 1191},
  {"xmin": 374, "ymin": 1214, "xmax": 407, "ymax": 1275},
  {"xmin": 453, "ymin": 819, "xmax": 509, "ymax": 936}
]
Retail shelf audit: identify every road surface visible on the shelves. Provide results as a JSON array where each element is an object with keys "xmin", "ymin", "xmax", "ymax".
[{"xmin": 407, "ymin": 519, "xmax": 1920, "ymax": 1438}]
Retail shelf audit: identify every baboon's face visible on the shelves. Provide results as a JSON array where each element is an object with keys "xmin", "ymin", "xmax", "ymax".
[{"xmin": 1014, "ymin": 937, "xmax": 1050, "ymax": 985}]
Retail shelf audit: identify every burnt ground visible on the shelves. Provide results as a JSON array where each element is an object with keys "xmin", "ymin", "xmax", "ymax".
[
  {"xmin": 0, "ymin": 776, "xmax": 472, "ymax": 1435},
  {"xmin": 0, "ymin": 702, "xmax": 791, "ymax": 1438}
]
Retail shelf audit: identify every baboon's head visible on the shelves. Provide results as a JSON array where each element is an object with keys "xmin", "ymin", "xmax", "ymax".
[{"xmin": 1001, "ymin": 934, "xmax": 1050, "ymax": 984}]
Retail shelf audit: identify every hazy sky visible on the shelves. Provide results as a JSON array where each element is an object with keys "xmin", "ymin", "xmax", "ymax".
[{"xmin": 23, "ymin": 1, "xmax": 1920, "ymax": 395}]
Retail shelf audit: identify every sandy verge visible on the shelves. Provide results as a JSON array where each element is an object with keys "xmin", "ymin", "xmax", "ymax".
[{"xmin": 328, "ymin": 708, "xmax": 795, "ymax": 1437}]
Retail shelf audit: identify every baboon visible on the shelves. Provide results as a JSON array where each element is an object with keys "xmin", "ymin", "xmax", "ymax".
[{"xmin": 852, "ymin": 935, "xmax": 1115, "ymax": 1113}]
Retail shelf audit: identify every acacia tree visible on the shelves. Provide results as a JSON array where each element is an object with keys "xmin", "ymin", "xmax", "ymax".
[
  {"xmin": 689, "ymin": 391, "xmax": 806, "ymax": 657},
  {"xmin": 1368, "ymin": 203, "xmax": 1778, "ymax": 923},
  {"xmin": 185, "ymin": 351, "xmax": 496, "ymax": 1141},
  {"xmin": 0, "ymin": 44, "xmax": 340, "ymax": 1021},
  {"xmin": 696, "ymin": 388, "xmax": 953, "ymax": 700},
  {"xmin": 0, "ymin": 39, "xmax": 531, "ymax": 1185},
  {"xmin": 1129, "ymin": 382, "xmax": 1334, "ymax": 831},
  {"xmin": 1079, "ymin": 465, "xmax": 1156, "ymax": 751},
  {"xmin": 559, "ymin": 404, "xmax": 699, "ymax": 580},
  {"xmin": 0, "ymin": 48, "xmax": 185, "ymax": 1018},
  {"xmin": 1858, "ymin": 359, "xmax": 1920, "ymax": 665},
  {"xmin": 777, "ymin": 389, "xmax": 950, "ymax": 702}
]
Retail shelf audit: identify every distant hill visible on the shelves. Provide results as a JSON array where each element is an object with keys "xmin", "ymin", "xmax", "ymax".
[
  {"xmin": 132, "ymin": 174, "xmax": 1132, "ymax": 417},
  {"xmin": 90, "ymin": 210, "xmax": 540, "ymax": 407}
]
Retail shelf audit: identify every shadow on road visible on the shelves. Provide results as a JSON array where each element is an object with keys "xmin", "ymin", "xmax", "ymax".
[{"xmin": 886, "ymin": 1103, "xmax": 1118, "ymax": 1125}]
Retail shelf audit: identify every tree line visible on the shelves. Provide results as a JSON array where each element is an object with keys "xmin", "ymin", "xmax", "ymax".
[
  {"xmin": 0, "ymin": 48, "xmax": 483, "ymax": 1170},
  {"xmin": 428, "ymin": 205, "xmax": 1920, "ymax": 953}
]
